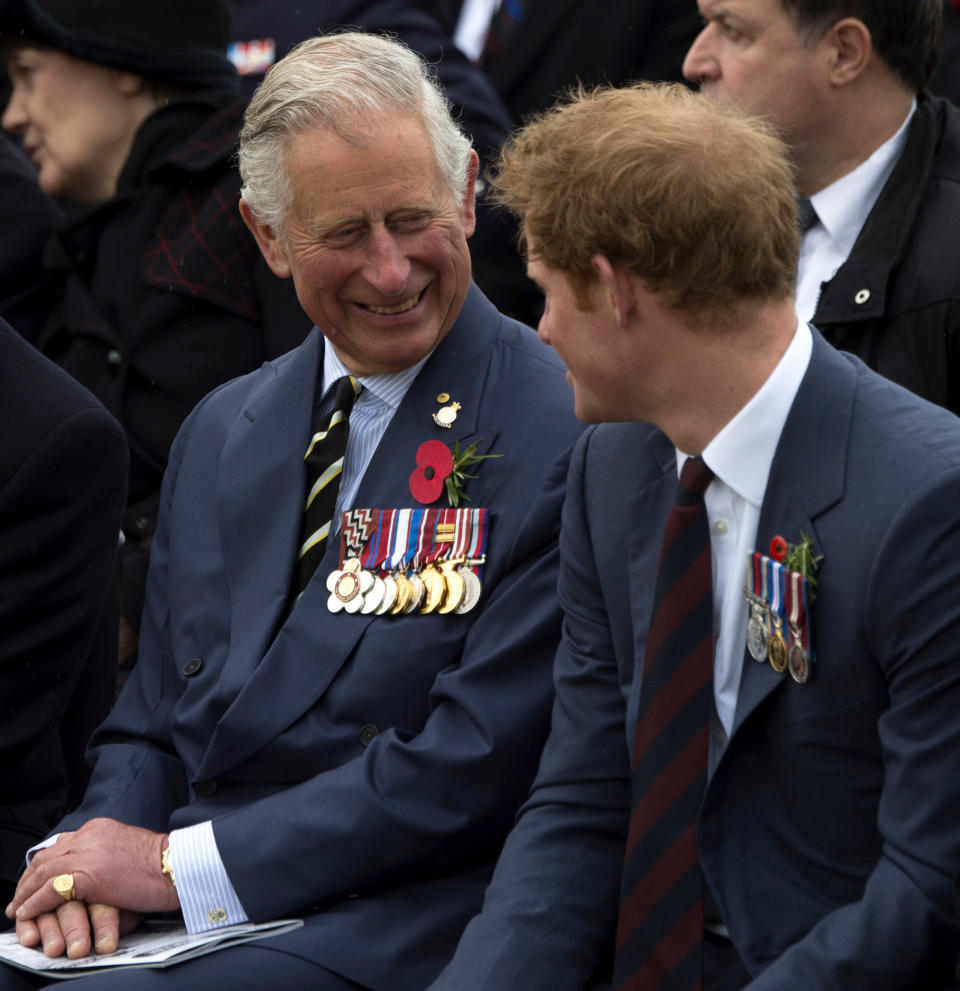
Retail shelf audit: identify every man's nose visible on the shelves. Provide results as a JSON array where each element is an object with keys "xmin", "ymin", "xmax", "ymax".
[
  {"xmin": 364, "ymin": 228, "xmax": 411, "ymax": 297},
  {"xmin": 682, "ymin": 27, "xmax": 717, "ymax": 85}
]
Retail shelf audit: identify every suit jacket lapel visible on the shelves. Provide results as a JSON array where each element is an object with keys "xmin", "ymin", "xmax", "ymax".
[
  {"xmin": 731, "ymin": 331, "xmax": 856, "ymax": 735},
  {"xmin": 214, "ymin": 329, "xmax": 322, "ymax": 699},
  {"xmin": 622, "ymin": 432, "xmax": 676, "ymax": 748},
  {"xmin": 198, "ymin": 287, "xmax": 501, "ymax": 777}
]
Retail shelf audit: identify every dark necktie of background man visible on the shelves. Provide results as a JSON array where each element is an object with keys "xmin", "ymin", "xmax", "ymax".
[
  {"xmin": 613, "ymin": 456, "xmax": 715, "ymax": 991},
  {"xmin": 796, "ymin": 196, "xmax": 818, "ymax": 234}
]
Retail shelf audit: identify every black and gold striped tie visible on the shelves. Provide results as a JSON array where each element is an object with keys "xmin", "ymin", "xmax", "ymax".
[{"xmin": 290, "ymin": 375, "xmax": 361, "ymax": 599}]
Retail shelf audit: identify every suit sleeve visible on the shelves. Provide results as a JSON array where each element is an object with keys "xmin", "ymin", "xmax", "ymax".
[
  {"xmin": 430, "ymin": 429, "xmax": 631, "ymax": 991},
  {"xmin": 745, "ymin": 464, "xmax": 960, "ymax": 989}
]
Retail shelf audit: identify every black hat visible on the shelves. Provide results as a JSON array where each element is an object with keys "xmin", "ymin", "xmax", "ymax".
[{"xmin": 0, "ymin": 0, "xmax": 238, "ymax": 91}]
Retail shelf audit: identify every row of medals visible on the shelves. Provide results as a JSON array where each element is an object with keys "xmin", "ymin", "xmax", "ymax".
[
  {"xmin": 327, "ymin": 556, "xmax": 483, "ymax": 616},
  {"xmin": 744, "ymin": 590, "xmax": 810, "ymax": 684}
]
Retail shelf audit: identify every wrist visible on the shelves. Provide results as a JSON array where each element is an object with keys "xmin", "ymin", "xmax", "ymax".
[{"xmin": 159, "ymin": 835, "xmax": 176, "ymax": 889}]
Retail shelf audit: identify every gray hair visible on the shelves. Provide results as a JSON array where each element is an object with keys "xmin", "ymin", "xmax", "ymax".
[{"xmin": 239, "ymin": 32, "xmax": 473, "ymax": 234}]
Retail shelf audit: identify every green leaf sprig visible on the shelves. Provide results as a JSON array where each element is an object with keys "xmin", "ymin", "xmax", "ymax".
[
  {"xmin": 444, "ymin": 439, "xmax": 502, "ymax": 507},
  {"xmin": 783, "ymin": 531, "xmax": 823, "ymax": 589}
]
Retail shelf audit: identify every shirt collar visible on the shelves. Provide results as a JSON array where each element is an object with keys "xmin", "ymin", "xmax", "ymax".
[
  {"xmin": 678, "ymin": 319, "xmax": 812, "ymax": 507},
  {"xmin": 809, "ymin": 100, "xmax": 916, "ymax": 259},
  {"xmin": 321, "ymin": 342, "xmax": 430, "ymax": 410}
]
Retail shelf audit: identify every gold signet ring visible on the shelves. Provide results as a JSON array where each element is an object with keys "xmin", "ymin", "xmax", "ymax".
[{"xmin": 52, "ymin": 874, "xmax": 76, "ymax": 902}]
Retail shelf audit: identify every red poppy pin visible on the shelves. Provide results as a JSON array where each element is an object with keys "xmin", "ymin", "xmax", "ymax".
[
  {"xmin": 770, "ymin": 531, "xmax": 822, "ymax": 588},
  {"xmin": 409, "ymin": 439, "xmax": 501, "ymax": 507}
]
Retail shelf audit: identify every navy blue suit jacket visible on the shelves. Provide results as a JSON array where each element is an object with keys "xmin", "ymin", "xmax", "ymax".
[
  {"xmin": 60, "ymin": 285, "xmax": 583, "ymax": 988},
  {"xmin": 432, "ymin": 331, "xmax": 960, "ymax": 989}
]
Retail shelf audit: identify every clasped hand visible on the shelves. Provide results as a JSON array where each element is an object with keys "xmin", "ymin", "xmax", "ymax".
[{"xmin": 4, "ymin": 818, "xmax": 180, "ymax": 959}]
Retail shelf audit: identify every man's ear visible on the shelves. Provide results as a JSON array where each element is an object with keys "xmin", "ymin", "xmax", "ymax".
[
  {"xmin": 825, "ymin": 18, "xmax": 872, "ymax": 87},
  {"xmin": 239, "ymin": 198, "xmax": 292, "ymax": 278},
  {"xmin": 592, "ymin": 255, "xmax": 635, "ymax": 328},
  {"xmin": 458, "ymin": 149, "xmax": 480, "ymax": 239}
]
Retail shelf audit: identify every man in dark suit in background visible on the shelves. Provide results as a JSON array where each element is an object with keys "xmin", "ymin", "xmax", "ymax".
[
  {"xmin": 431, "ymin": 83, "xmax": 960, "ymax": 990},
  {"xmin": 684, "ymin": 0, "xmax": 960, "ymax": 414},
  {"xmin": 0, "ymin": 318, "xmax": 127, "ymax": 916},
  {"xmin": 2, "ymin": 31, "xmax": 581, "ymax": 991},
  {"xmin": 474, "ymin": 0, "xmax": 703, "ymax": 125}
]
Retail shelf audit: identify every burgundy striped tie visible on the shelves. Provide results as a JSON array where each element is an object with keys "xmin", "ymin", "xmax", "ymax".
[{"xmin": 613, "ymin": 456, "xmax": 715, "ymax": 991}]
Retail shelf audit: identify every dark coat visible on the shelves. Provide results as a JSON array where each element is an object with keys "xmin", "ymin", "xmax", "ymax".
[
  {"xmin": 22, "ymin": 89, "xmax": 310, "ymax": 505},
  {"xmin": 812, "ymin": 91, "xmax": 960, "ymax": 415},
  {"xmin": 0, "ymin": 318, "xmax": 127, "ymax": 911},
  {"xmin": 0, "ymin": 131, "xmax": 63, "ymax": 343},
  {"xmin": 481, "ymin": 0, "xmax": 703, "ymax": 125}
]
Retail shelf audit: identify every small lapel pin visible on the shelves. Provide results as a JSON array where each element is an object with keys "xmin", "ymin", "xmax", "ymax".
[{"xmin": 433, "ymin": 395, "xmax": 461, "ymax": 428}]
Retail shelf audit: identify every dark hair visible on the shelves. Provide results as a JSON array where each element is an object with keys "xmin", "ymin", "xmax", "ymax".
[{"xmin": 779, "ymin": 0, "xmax": 942, "ymax": 91}]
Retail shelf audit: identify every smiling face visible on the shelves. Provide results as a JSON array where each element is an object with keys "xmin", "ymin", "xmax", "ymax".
[
  {"xmin": 243, "ymin": 111, "xmax": 477, "ymax": 377},
  {"xmin": 682, "ymin": 0, "xmax": 831, "ymax": 152},
  {"xmin": 2, "ymin": 45, "xmax": 147, "ymax": 202}
]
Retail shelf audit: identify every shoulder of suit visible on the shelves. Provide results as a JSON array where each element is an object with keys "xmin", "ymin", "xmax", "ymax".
[{"xmin": 844, "ymin": 352, "xmax": 960, "ymax": 472}]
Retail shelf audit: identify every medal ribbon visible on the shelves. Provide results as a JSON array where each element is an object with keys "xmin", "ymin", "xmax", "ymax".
[
  {"xmin": 762, "ymin": 555, "xmax": 773, "ymax": 634},
  {"xmin": 787, "ymin": 569, "xmax": 801, "ymax": 641},
  {"xmin": 802, "ymin": 573, "xmax": 816, "ymax": 663},
  {"xmin": 404, "ymin": 509, "xmax": 424, "ymax": 572},
  {"xmin": 773, "ymin": 561, "xmax": 786, "ymax": 629},
  {"xmin": 411, "ymin": 508, "xmax": 439, "ymax": 569},
  {"xmin": 360, "ymin": 510, "xmax": 387, "ymax": 572}
]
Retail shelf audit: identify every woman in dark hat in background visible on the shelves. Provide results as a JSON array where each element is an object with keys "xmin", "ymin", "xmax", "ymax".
[{"xmin": 0, "ymin": 0, "xmax": 310, "ymax": 675}]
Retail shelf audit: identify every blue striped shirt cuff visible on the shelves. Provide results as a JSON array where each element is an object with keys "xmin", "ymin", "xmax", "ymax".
[{"xmin": 168, "ymin": 821, "xmax": 248, "ymax": 933}]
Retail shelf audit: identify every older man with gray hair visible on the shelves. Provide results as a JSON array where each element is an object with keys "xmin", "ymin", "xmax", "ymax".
[{"xmin": 1, "ymin": 32, "xmax": 581, "ymax": 991}]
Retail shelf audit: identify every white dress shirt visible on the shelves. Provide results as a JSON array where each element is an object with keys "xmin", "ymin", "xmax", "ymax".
[
  {"xmin": 454, "ymin": 0, "xmax": 503, "ymax": 60},
  {"xmin": 795, "ymin": 101, "xmax": 915, "ymax": 325},
  {"xmin": 676, "ymin": 319, "xmax": 812, "ymax": 769}
]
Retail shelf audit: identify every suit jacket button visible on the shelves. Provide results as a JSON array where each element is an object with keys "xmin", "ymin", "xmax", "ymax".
[
  {"xmin": 195, "ymin": 778, "xmax": 218, "ymax": 797},
  {"xmin": 106, "ymin": 349, "xmax": 123, "ymax": 367},
  {"xmin": 182, "ymin": 657, "xmax": 202, "ymax": 677},
  {"xmin": 359, "ymin": 724, "xmax": 379, "ymax": 747}
]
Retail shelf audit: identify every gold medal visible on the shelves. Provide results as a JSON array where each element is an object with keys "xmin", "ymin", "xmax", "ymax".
[
  {"xmin": 404, "ymin": 574, "xmax": 424, "ymax": 614},
  {"xmin": 767, "ymin": 627, "xmax": 788, "ymax": 674},
  {"xmin": 437, "ymin": 560, "xmax": 465, "ymax": 614},
  {"xmin": 391, "ymin": 574, "xmax": 411, "ymax": 615},
  {"xmin": 419, "ymin": 564, "xmax": 446, "ymax": 614}
]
